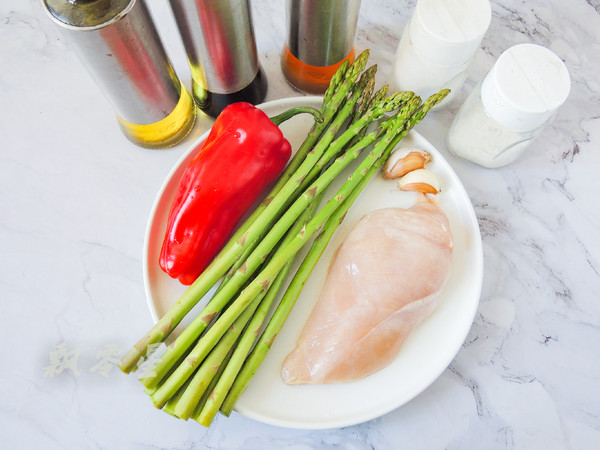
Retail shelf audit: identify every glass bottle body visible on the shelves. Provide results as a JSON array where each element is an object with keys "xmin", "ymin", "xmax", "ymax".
[
  {"xmin": 281, "ymin": 45, "xmax": 355, "ymax": 95},
  {"xmin": 191, "ymin": 67, "xmax": 267, "ymax": 119},
  {"xmin": 118, "ymin": 81, "xmax": 196, "ymax": 149}
]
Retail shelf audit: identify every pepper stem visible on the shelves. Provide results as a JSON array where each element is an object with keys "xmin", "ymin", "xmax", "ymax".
[{"xmin": 270, "ymin": 106, "xmax": 323, "ymax": 126}]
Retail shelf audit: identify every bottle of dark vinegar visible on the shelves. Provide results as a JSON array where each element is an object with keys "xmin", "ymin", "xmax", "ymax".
[
  {"xmin": 192, "ymin": 67, "xmax": 268, "ymax": 119},
  {"xmin": 169, "ymin": 0, "xmax": 268, "ymax": 118}
]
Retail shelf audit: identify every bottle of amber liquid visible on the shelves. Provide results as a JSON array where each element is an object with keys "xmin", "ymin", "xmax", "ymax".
[
  {"xmin": 169, "ymin": 0, "xmax": 268, "ymax": 118},
  {"xmin": 282, "ymin": 0, "xmax": 362, "ymax": 95},
  {"xmin": 41, "ymin": 0, "xmax": 196, "ymax": 149}
]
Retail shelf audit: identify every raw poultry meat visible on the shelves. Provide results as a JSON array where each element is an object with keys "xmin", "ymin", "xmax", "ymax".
[{"xmin": 282, "ymin": 196, "xmax": 454, "ymax": 384}]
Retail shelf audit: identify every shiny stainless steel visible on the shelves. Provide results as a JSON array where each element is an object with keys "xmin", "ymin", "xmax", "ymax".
[
  {"xmin": 42, "ymin": 0, "xmax": 181, "ymax": 124},
  {"xmin": 285, "ymin": 0, "xmax": 362, "ymax": 66},
  {"xmin": 169, "ymin": 0, "xmax": 260, "ymax": 95}
]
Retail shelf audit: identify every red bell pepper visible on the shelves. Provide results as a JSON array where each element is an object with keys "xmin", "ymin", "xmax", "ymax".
[{"xmin": 159, "ymin": 102, "xmax": 320, "ymax": 285}]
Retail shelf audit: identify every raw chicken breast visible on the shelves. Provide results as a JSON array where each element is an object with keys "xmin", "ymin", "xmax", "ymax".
[{"xmin": 282, "ymin": 196, "xmax": 454, "ymax": 384}]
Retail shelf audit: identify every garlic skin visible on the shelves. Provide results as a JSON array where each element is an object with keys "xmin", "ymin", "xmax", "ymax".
[
  {"xmin": 397, "ymin": 168, "xmax": 441, "ymax": 194},
  {"xmin": 384, "ymin": 149, "xmax": 431, "ymax": 179}
]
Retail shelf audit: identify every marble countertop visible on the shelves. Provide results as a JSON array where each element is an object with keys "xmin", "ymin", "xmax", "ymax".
[{"xmin": 2, "ymin": 0, "xmax": 599, "ymax": 448}]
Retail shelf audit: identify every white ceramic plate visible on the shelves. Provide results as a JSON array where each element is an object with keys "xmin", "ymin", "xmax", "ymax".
[{"xmin": 143, "ymin": 97, "xmax": 483, "ymax": 429}]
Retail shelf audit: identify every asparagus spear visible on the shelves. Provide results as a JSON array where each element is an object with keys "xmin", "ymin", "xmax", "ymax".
[
  {"xmin": 118, "ymin": 51, "xmax": 370, "ymax": 374},
  {"xmin": 140, "ymin": 68, "xmax": 380, "ymax": 390},
  {"xmin": 149, "ymin": 96, "xmax": 423, "ymax": 408},
  {"xmin": 162, "ymin": 377, "xmax": 191, "ymax": 418},
  {"xmin": 298, "ymin": 88, "xmax": 415, "ymax": 195},
  {"xmin": 219, "ymin": 90, "xmax": 450, "ymax": 416},
  {"xmin": 190, "ymin": 344, "xmax": 234, "ymax": 422},
  {"xmin": 322, "ymin": 59, "xmax": 349, "ymax": 107},
  {"xmin": 172, "ymin": 292, "xmax": 263, "ymax": 419}
]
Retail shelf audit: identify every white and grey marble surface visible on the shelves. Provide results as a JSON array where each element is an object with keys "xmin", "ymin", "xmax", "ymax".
[{"xmin": 1, "ymin": 0, "xmax": 599, "ymax": 448}]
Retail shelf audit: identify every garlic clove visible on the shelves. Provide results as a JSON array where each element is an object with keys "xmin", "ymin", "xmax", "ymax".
[
  {"xmin": 384, "ymin": 148, "xmax": 431, "ymax": 179},
  {"xmin": 397, "ymin": 168, "xmax": 441, "ymax": 194}
]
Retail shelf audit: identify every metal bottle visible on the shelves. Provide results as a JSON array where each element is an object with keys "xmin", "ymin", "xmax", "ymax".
[
  {"xmin": 41, "ymin": 0, "xmax": 196, "ymax": 149},
  {"xmin": 282, "ymin": 0, "xmax": 362, "ymax": 94},
  {"xmin": 168, "ymin": 0, "xmax": 268, "ymax": 118}
]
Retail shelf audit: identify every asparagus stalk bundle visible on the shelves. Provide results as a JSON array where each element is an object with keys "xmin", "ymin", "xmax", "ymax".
[{"xmin": 119, "ymin": 48, "xmax": 449, "ymax": 426}]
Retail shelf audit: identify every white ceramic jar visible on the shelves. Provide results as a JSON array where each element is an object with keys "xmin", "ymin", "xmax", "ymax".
[
  {"xmin": 391, "ymin": 0, "xmax": 491, "ymax": 110},
  {"xmin": 446, "ymin": 44, "xmax": 571, "ymax": 168}
]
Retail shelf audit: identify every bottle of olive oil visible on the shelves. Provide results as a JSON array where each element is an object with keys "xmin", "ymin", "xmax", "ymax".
[
  {"xmin": 169, "ymin": 0, "xmax": 268, "ymax": 118},
  {"xmin": 42, "ymin": 0, "xmax": 195, "ymax": 149}
]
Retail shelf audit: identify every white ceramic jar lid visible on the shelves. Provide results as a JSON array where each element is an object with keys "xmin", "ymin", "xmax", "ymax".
[
  {"xmin": 481, "ymin": 43, "xmax": 571, "ymax": 132},
  {"xmin": 410, "ymin": 0, "xmax": 491, "ymax": 65}
]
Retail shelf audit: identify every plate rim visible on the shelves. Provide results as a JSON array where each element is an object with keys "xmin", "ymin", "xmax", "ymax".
[{"xmin": 142, "ymin": 96, "xmax": 483, "ymax": 429}]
